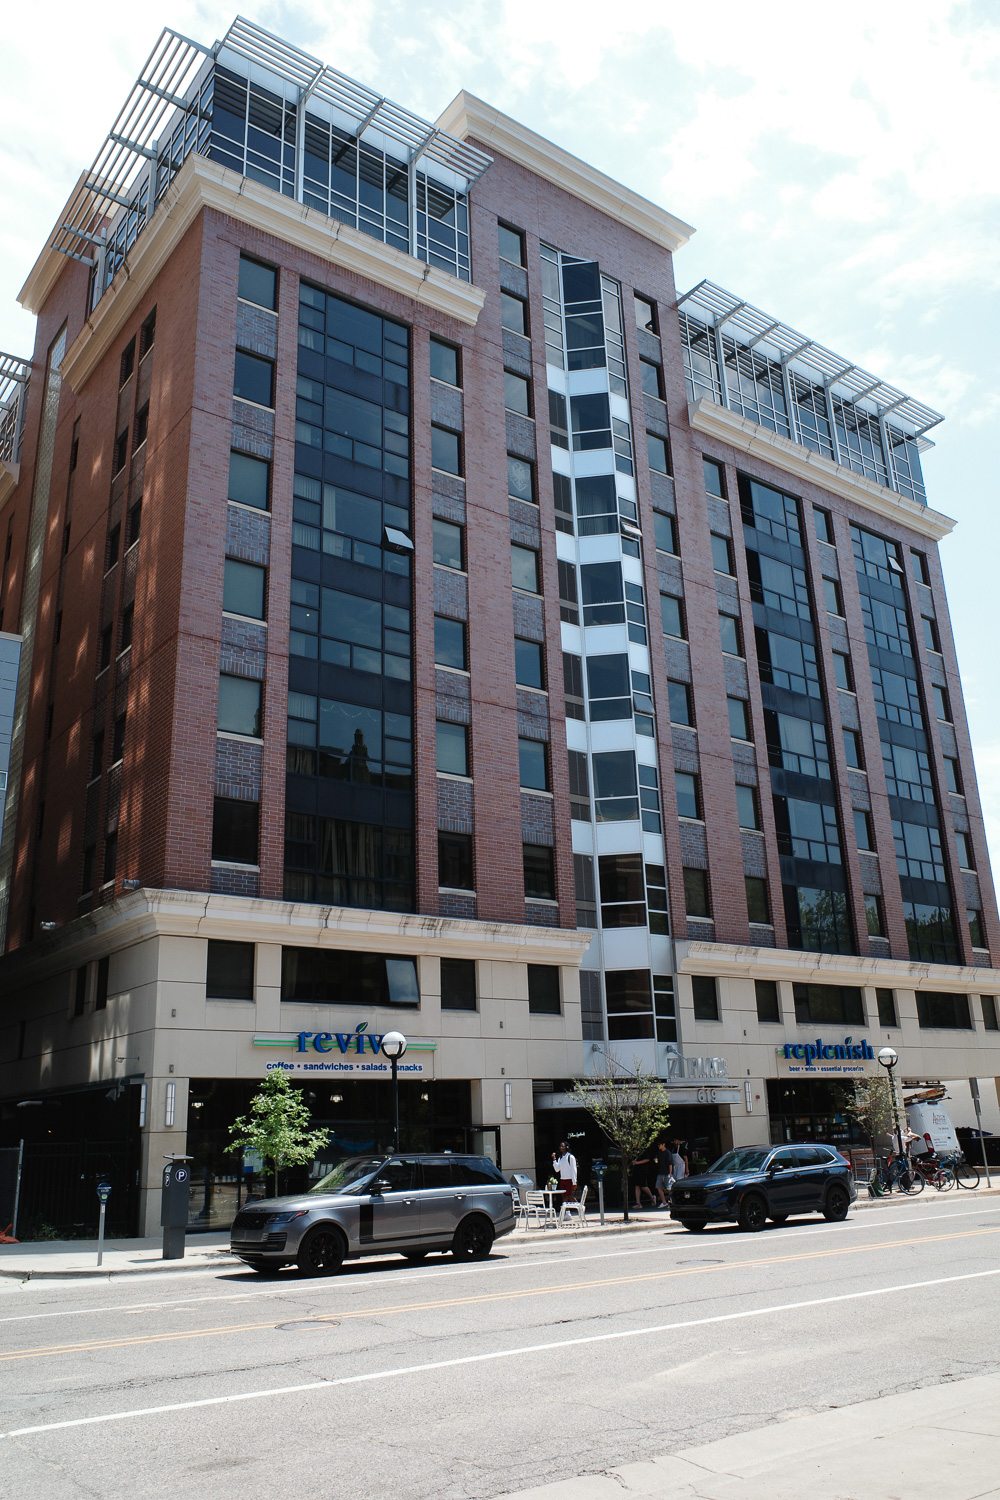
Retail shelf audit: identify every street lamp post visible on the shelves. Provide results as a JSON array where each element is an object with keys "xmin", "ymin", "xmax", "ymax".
[
  {"xmin": 878, "ymin": 1046, "xmax": 905, "ymax": 1160},
  {"xmin": 381, "ymin": 1031, "xmax": 407, "ymax": 1152}
]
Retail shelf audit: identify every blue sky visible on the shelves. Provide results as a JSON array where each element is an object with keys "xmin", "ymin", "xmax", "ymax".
[{"xmin": 3, "ymin": 0, "xmax": 998, "ymax": 862}]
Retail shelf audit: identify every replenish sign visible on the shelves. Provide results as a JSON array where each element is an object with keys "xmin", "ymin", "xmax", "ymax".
[{"xmin": 777, "ymin": 1037, "xmax": 875, "ymax": 1074}]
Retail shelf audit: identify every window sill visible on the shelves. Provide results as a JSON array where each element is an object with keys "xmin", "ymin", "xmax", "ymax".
[
  {"xmin": 237, "ymin": 297, "xmax": 277, "ymax": 316},
  {"xmin": 430, "ymin": 376, "xmax": 462, "ymax": 391},
  {"xmin": 222, "ymin": 611, "xmax": 267, "ymax": 626},
  {"xmin": 233, "ymin": 396, "xmax": 275, "ymax": 414},
  {"xmin": 210, "ymin": 860, "xmax": 261, "ymax": 871},
  {"xmin": 431, "ymin": 465, "xmax": 464, "ymax": 480},
  {"xmin": 521, "ymin": 787, "xmax": 553, "ymax": 798},
  {"xmin": 526, "ymin": 898, "xmax": 558, "ymax": 907},
  {"xmin": 433, "ymin": 563, "xmax": 467, "ymax": 578},
  {"xmin": 437, "ymin": 771, "xmax": 473, "ymax": 784},
  {"xmin": 439, "ymin": 885, "xmax": 476, "ymax": 896},
  {"xmin": 512, "ymin": 588, "xmax": 543, "ymax": 600},
  {"xmin": 217, "ymin": 731, "xmax": 264, "ymax": 745},
  {"xmin": 678, "ymin": 816, "xmax": 705, "ymax": 826},
  {"xmin": 206, "ymin": 995, "xmax": 255, "ymax": 1003},
  {"xmin": 505, "ymin": 407, "xmax": 534, "ymax": 421},
  {"xmin": 517, "ymin": 684, "xmax": 548, "ymax": 698},
  {"xmin": 228, "ymin": 499, "xmax": 270, "ymax": 516},
  {"xmin": 740, "ymin": 825, "xmax": 764, "ymax": 837},
  {"xmin": 435, "ymin": 664, "xmax": 470, "ymax": 678}
]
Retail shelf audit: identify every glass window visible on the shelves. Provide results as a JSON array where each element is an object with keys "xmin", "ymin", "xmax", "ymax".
[
  {"xmin": 916, "ymin": 991, "xmax": 972, "ymax": 1030},
  {"xmin": 434, "ymin": 615, "xmax": 466, "ymax": 670},
  {"xmin": 439, "ymin": 832, "xmax": 473, "ymax": 890},
  {"xmin": 504, "ymin": 370, "xmax": 531, "ymax": 415},
  {"xmin": 813, "ymin": 508, "xmax": 833, "ymax": 544},
  {"xmin": 511, "ymin": 545, "xmax": 539, "ymax": 593},
  {"xmin": 500, "ymin": 292, "xmax": 527, "ymax": 335},
  {"xmin": 842, "ymin": 729, "xmax": 863, "ymax": 769},
  {"xmin": 904, "ymin": 901, "xmax": 957, "ymax": 964},
  {"xmin": 982, "ymin": 995, "xmax": 999, "ymax": 1031},
  {"xmin": 854, "ymin": 809, "xmax": 874, "ymax": 851},
  {"xmin": 207, "ymin": 940, "xmax": 255, "ymax": 1000},
  {"xmin": 563, "ymin": 653, "xmax": 585, "ymax": 720},
  {"xmin": 683, "ymin": 867, "xmax": 710, "ymax": 918},
  {"xmin": 833, "ymin": 652, "xmax": 854, "ymax": 692},
  {"xmin": 605, "ymin": 969, "xmax": 653, "ymax": 1041},
  {"xmin": 431, "ymin": 425, "xmax": 462, "ymax": 475},
  {"xmin": 661, "ymin": 593, "xmax": 685, "ymax": 639},
  {"xmin": 587, "ymin": 653, "xmax": 631, "ymax": 721},
  {"xmin": 793, "ymin": 984, "xmax": 865, "ymax": 1025},
  {"xmin": 237, "ymin": 256, "xmax": 277, "ymax": 310},
  {"xmin": 711, "ymin": 533, "xmax": 733, "ymax": 574},
  {"xmin": 646, "ymin": 432, "xmax": 670, "ymax": 474},
  {"xmin": 877, "ymin": 988, "xmax": 898, "ymax": 1027},
  {"xmin": 228, "ymin": 450, "xmax": 269, "ymax": 510},
  {"xmin": 223, "ymin": 559, "xmax": 265, "ymax": 619},
  {"xmin": 823, "ymin": 576, "xmax": 843, "ymax": 615},
  {"xmin": 598, "ymin": 853, "xmax": 645, "ymax": 929},
  {"xmin": 668, "ymin": 680, "xmax": 693, "ymax": 726},
  {"xmin": 233, "ymin": 349, "xmax": 274, "ymax": 407},
  {"xmin": 956, "ymin": 830, "xmax": 974, "ymax": 869},
  {"xmin": 728, "ymin": 697, "xmax": 751, "ymax": 740},
  {"xmin": 911, "ymin": 551, "xmax": 930, "ymax": 585},
  {"xmin": 736, "ymin": 785, "xmax": 759, "ymax": 830},
  {"xmin": 441, "ymin": 957, "xmax": 476, "ymax": 1011},
  {"xmin": 433, "ymin": 518, "xmax": 464, "ymax": 570},
  {"xmin": 969, "ymin": 908, "xmax": 986, "ymax": 948},
  {"xmin": 519, "ymin": 737, "xmax": 549, "ymax": 791},
  {"xmin": 755, "ymin": 979, "xmax": 780, "ymax": 1023},
  {"xmin": 436, "ymin": 721, "xmax": 468, "ymax": 776},
  {"xmin": 639, "ymin": 358, "xmax": 663, "ymax": 399},
  {"xmin": 746, "ymin": 876, "xmax": 770, "ymax": 924},
  {"xmin": 498, "ymin": 222, "xmax": 525, "ymax": 266},
  {"xmin": 592, "ymin": 750, "xmax": 638, "ymax": 822},
  {"xmin": 515, "ymin": 637, "xmax": 544, "ymax": 689},
  {"xmin": 865, "ymin": 893, "xmax": 885, "ymax": 936},
  {"xmin": 574, "ymin": 854, "xmax": 597, "ymax": 927},
  {"xmin": 893, "ymin": 818, "xmax": 946, "ymax": 881},
  {"xmin": 528, "ymin": 963, "xmax": 560, "ymax": 1012},
  {"xmin": 933, "ymin": 684, "xmax": 951, "ymax": 721},
  {"xmin": 719, "ymin": 612, "xmax": 741, "ymax": 655},
  {"xmin": 654, "ymin": 511, "xmax": 678, "ymax": 554},
  {"xmin": 676, "ymin": 771, "xmax": 700, "ymax": 820},
  {"xmin": 524, "ymin": 845, "xmax": 556, "ymax": 901},
  {"xmin": 703, "ymin": 458, "xmax": 724, "ymax": 497},
  {"xmin": 634, "ymin": 294, "xmax": 657, "ymax": 333},
  {"xmin": 281, "ymin": 949, "xmax": 419, "ymax": 1007},
  {"xmin": 777, "ymin": 796, "xmax": 842, "ymax": 864},
  {"xmin": 212, "ymin": 797, "xmax": 259, "ymax": 865},
  {"xmin": 692, "ymin": 975, "xmax": 719, "ymax": 1021},
  {"xmin": 921, "ymin": 616, "xmax": 940, "ymax": 652},
  {"xmin": 568, "ymin": 749, "xmax": 590, "ymax": 822},
  {"xmin": 218, "ymin": 674, "xmax": 262, "ymax": 737},
  {"xmin": 944, "ymin": 756, "xmax": 963, "ymax": 795},
  {"xmin": 507, "ymin": 454, "xmax": 535, "ymax": 503},
  {"xmin": 430, "ymin": 338, "xmax": 459, "ymax": 386}
]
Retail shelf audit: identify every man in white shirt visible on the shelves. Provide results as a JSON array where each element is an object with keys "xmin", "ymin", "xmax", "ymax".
[
  {"xmin": 670, "ymin": 1140, "xmax": 687, "ymax": 1182},
  {"xmin": 552, "ymin": 1142, "xmax": 578, "ymax": 1202}
]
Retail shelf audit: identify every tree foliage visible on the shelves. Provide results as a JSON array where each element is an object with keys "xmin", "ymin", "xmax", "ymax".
[
  {"xmin": 227, "ymin": 1072, "xmax": 329, "ymax": 1195},
  {"xmin": 570, "ymin": 1060, "xmax": 670, "ymax": 1221},
  {"xmin": 841, "ymin": 1073, "xmax": 897, "ymax": 1154}
]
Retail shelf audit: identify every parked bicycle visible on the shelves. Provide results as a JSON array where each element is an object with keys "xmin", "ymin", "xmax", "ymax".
[
  {"xmin": 868, "ymin": 1154, "xmax": 924, "ymax": 1197},
  {"xmin": 910, "ymin": 1151, "xmax": 979, "ymax": 1191}
]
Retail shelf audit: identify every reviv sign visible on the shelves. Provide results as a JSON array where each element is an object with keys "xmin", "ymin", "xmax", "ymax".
[{"xmin": 781, "ymin": 1037, "xmax": 875, "ymax": 1066}]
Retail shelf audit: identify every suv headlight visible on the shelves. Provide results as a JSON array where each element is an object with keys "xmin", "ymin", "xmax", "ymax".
[{"xmin": 265, "ymin": 1211, "xmax": 307, "ymax": 1227}]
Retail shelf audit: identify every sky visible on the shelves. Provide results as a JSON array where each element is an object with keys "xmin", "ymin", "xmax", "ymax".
[{"xmin": 2, "ymin": 0, "xmax": 999, "ymax": 860}]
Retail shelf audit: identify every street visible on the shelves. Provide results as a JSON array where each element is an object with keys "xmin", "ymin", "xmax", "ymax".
[{"xmin": 2, "ymin": 1196, "xmax": 999, "ymax": 1499}]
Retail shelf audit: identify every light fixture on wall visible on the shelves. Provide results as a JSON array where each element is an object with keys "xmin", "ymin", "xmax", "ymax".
[
  {"xmin": 39, "ymin": 921, "xmax": 57, "ymax": 932},
  {"xmin": 504, "ymin": 1081, "xmax": 513, "ymax": 1121},
  {"xmin": 165, "ymin": 1080, "xmax": 176, "ymax": 1128},
  {"xmin": 330, "ymin": 1093, "xmax": 343, "ymax": 1104}
]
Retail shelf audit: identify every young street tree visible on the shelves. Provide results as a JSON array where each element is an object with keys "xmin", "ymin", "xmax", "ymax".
[
  {"xmin": 228, "ymin": 1071, "xmax": 329, "ymax": 1197},
  {"xmin": 571, "ymin": 1060, "xmax": 670, "ymax": 1222},
  {"xmin": 840, "ymin": 1072, "xmax": 896, "ymax": 1155}
]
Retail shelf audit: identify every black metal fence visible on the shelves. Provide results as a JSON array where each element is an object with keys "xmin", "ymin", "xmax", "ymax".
[{"xmin": 12, "ymin": 1139, "xmax": 140, "ymax": 1239}]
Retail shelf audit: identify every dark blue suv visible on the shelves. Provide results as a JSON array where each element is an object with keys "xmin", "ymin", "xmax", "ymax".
[{"xmin": 670, "ymin": 1144, "xmax": 856, "ymax": 1232}]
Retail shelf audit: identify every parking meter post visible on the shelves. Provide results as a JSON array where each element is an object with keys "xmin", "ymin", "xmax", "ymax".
[
  {"xmin": 592, "ymin": 1160, "xmax": 606, "ymax": 1227},
  {"xmin": 161, "ymin": 1157, "xmax": 192, "ymax": 1260},
  {"xmin": 95, "ymin": 1181, "xmax": 112, "ymax": 1267},
  {"xmin": 970, "ymin": 1079, "xmax": 992, "ymax": 1187}
]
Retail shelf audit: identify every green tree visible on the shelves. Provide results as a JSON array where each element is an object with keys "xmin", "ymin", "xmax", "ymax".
[
  {"xmin": 840, "ymin": 1073, "xmax": 896, "ymax": 1154},
  {"xmin": 570, "ymin": 1060, "xmax": 670, "ymax": 1222},
  {"xmin": 227, "ymin": 1072, "xmax": 329, "ymax": 1196}
]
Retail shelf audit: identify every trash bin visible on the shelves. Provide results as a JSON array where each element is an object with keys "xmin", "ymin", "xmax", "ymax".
[{"xmin": 509, "ymin": 1173, "xmax": 534, "ymax": 1206}]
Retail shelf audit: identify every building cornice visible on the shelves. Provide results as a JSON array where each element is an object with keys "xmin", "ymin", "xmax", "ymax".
[
  {"xmin": 436, "ymin": 92, "xmax": 695, "ymax": 255},
  {"xmin": 674, "ymin": 940, "xmax": 992, "ymax": 991},
  {"xmin": 25, "ymin": 156, "xmax": 488, "ymax": 395},
  {"xmin": 688, "ymin": 398, "xmax": 956, "ymax": 542},
  {"xmin": 0, "ymin": 888, "xmax": 593, "ymax": 989}
]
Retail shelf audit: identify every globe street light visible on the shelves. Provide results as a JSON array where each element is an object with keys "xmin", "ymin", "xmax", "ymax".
[
  {"xmin": 878, "ymin": 1046, "xmax": 905, "ymax": 1159},
  {"xmin": 381, "ymin": 1031, "xmax": 407, "ymax": 1152}
]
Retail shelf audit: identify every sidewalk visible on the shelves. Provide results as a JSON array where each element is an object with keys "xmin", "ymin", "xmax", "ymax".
[
  {"xmin": 2, "ymin": 1183, "xmax": 996, "ymax": 1279},
  {"xmin": 494, "ymin": 1371, "xmax": 1000, "ymax": 1499}
]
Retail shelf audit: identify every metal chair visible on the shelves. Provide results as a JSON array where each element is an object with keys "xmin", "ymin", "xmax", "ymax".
[
  {"xmin": 524, "ymin": 1190, "xmax": 557, "ymax": 1228},
  {"xmin": 559, "ymin": 1185, "xmax": 588, "ymax": 1224}
]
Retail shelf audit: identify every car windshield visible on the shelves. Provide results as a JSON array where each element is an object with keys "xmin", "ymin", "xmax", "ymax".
[
  {"xmin": 309, "ymin": 1156, "xmax": 388, "ymax": 1195},
  {"xmin": 709, "ymin": 1148, "xmax": 771, "ymax": 1173}
]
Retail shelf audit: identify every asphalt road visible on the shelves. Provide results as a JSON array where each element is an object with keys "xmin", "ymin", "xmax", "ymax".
[{"xmin": 2, "ymin": 1197, "xmax": 999, "ymax": 1499}]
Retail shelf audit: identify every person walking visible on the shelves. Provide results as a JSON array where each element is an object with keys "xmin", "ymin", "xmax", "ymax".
[
  {"xmin": 632, "ymin": 1149, "xmax": 656, "ymax": 1208},
  {"xmin": 552, "ymin": 1142, "xmax": 578, "ymax": 1203},
  {"xmin": 653, "ymin": 1141, "xmax": 673, "ymax": 1208},
  {"xmin": 670, "ymin": 1139, "xmax": 688, "ymax": 1186}
]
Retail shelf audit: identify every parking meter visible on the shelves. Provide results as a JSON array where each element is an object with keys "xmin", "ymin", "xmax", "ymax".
[
  {"xmin": 161, "ymin": 1156, "xmax": 192, "ymax": 1260},
  {"xmin": 591, "ymin": 1159, "xmax": 607, "ymax": 1226}
]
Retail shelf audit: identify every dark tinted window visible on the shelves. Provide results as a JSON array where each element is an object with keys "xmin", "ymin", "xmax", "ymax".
[
  {"xmin": 430, "ymin": 339, "xmax": 459, "ymax": 385},
  {"xmin": 433, "ymin": 518, "xmax": 464, "ymax": 570},
  {"xmin": 228, "ymin": 451, "xmax": 270, "ymax": 509},
  {"xmin": 515, "ymin": 637, "xmax": 544, "ymax": 688},
  {"xmin": 223, "ymin": 559, "xmax": 265, "ymax": 618},
  {"xmin": 378, "ymin": 1159, "xmax": 418, "ymax": 1192},
  {"xmin": 793, "ymin": 1147, "xmax": 827, "ymax": 1166},
  {"xmin": 238, "ymin": 256, "xmax": 277, "ymax": 310},
  {"xmin": 434, "ymin": 616, "xmax": 466, "ymax": 669},
  {"xmin": 212, "ymin": 797, "xmax": 259, "ymax": 865},
  {"xmin": 233, "ymin": 350, "xmax": 274, "ymax": 407},
  {"xmin": 524, "ymin": 844, "xmax": 555, "ymax": 900},
  {"xmin": 207, "ymin": 940, "xmax": 255, "ymax": 1000},
  {"xmin": 439, "ymin": 832, "xmax": 473, "ymax": 890},
  {"xmin": 441, "ymin": 957, "xmax": 476, "ymax": 1011},
  {"xmin": 692, "ymin": 975, "xmax": 719, "ymax": 1021},
  {"xmin": 916, "ymin": 991, "xmax": 972, "ymax": 1029},
  {"xmin": 528, "ymin": 964, "xmax": 560, "ymax": 1013},
  {"xmin": 452, "ymin": 1159, "xmax": 504, "ymax": 1186},
  {"xmin": 421, "ymin": 1161, "xmax": 457, "ymax": 1189},
  {"xmin": 755, "ymin": 979, "xmax": 780, "ymax": 1023},
  {"xmin": 431, "ymin": 425, "xmax": 462, "ymax": 475}
]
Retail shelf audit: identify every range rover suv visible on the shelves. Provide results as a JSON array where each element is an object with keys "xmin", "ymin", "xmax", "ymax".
[{"xmin": 230, "ymin": 1153, "xmax": 515, "ymax": 1275}]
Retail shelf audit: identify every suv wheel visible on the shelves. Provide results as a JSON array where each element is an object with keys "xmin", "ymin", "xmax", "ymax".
[
  {"xmin": 296, "ymin": 1226, "xmax": 345, "ymax": 1277},
  {"xmin": 738, "ymin": 1194, "xmax": 767, "ymax": 1232},
  {"xmin": 823, "ymin": 1184, "xmax": 850, "ymax": 1222},
  {"xmin": 452, "ymin": 1215, "xmax": 494, "ymax": 1261}
]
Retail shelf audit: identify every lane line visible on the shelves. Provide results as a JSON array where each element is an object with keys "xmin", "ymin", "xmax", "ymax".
[
  {"xmin": 3, "ymin": 1224, "xmax": 997, "ymax": 1365},
  {"xmin": 3, "ymin": 1201, "xmax": 996, "ymax": 1328},
  {"xmin": 6, "ymin": 1266, "xmax": 1000, "ymax": 1439}
]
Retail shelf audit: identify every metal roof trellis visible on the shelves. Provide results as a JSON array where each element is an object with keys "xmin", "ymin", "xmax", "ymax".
[
  {"xmin": 0, "ymin": 353, "xmax": 31, "ymax": 471},
  {"xmin": 678, "ymin": 280, "xmax": 943, "ymax": 438}
]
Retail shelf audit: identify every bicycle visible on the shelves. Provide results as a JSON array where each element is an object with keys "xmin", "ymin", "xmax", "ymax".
[
  {"xmin": 910, "ymin": 1152, "xmax": 979, "ymax": 1190},
  {"xmin": 868, "ymin": 1154, "xmax": 924, "ymax": 1197}
]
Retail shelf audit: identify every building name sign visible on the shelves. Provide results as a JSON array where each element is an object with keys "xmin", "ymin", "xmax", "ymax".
[
  {"xmin": 253, "ymin": 1024, "xmax": 436, "ymax": 1076},
  {"xmin": 777, "ymin": 1036, "xmax": 875, "ymax": 1074}
]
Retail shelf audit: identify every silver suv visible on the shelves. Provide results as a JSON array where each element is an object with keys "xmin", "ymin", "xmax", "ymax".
[{"xmin": 230, "ymin": 1153, "xmax": 515, "ymax": 1276}]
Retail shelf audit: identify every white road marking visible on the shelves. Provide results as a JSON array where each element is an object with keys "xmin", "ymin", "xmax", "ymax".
[
  {"xmin": 2, "ymin": 1201, "xmax": 996, "ymax": 1326},
  {"xmin": 5, "ymin": 1265, "xmax": 999, "ymax": 1439}
]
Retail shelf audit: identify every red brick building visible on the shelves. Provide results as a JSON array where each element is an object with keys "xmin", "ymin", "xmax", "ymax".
[{"xmin": 1, "ymin": 20, "xmax": 997, "ymax": 1236}]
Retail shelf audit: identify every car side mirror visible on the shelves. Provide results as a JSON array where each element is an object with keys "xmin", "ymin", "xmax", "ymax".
[
  {"xmin": 769, "ymin": 1163, "xmax": 783, "ymax": 1174},
  {"xmin": 371, "ymin": 1179, "xmax": 392, "ymax": 1195}
]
